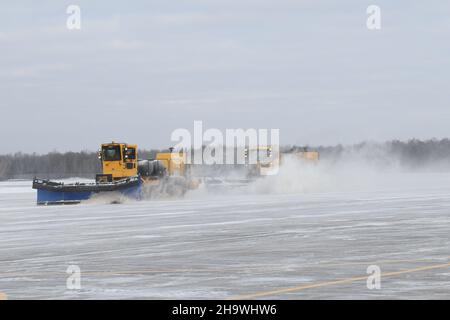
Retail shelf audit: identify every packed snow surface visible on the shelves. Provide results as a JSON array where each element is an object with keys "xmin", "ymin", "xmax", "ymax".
[{"xmin": 0, "ymin": 162, "xmax": 449, "ymax": 299}]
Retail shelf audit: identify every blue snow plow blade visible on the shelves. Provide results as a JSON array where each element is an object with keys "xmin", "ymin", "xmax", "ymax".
[{"xmin": 32, "ymin": 177, "xmax": 142, "ymax": 205}]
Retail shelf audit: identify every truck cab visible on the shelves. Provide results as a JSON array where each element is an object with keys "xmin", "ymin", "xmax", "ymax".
[{"xmin": 98, "ymin": 142, "xmax": 138, "ymax": 182}]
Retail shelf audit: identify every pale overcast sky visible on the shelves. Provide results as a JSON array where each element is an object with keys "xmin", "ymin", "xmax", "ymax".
[{"xmin": 0, "ymin": 1, "xmax": 449, "ymax": 153}]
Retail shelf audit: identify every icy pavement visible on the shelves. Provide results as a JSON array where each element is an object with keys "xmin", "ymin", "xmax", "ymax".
[{"xmin": 0, "ymin": 173, "xmax": 449, "ymax": 299}]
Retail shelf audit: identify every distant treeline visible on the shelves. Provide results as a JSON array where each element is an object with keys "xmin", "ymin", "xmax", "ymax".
[
  {"xmin": 315, "ymin": 138, "xmax": 450, "ymax": 168},
  {"xmin": 2, "ymin": 139, "xmax": 450, "ymax": 180},
  {"xmin": 0, "ymin": 149, "xmax": 162, "ymax": 180}
]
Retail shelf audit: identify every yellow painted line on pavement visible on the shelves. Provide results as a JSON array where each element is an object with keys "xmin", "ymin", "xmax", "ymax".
[
  {"xmin": 1, "ymin": 257, "xmax": 449, "ymax": 285},
  {"xmin": 229, "ymin": 262, "xmax": 450, "ymax": 300}
]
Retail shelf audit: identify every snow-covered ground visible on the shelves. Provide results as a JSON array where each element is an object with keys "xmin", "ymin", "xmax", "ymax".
[{"xmin": 0, "ymin": 167, "xmax": 449, "ymax": 299}]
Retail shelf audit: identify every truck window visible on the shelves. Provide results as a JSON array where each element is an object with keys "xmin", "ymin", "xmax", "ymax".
[
  {"xmin": 102, "ymin": 145, "xmax": 121, "ymax": 161},
  {"xmin": 124, "ymin": 148, "xmax": 136, "ymax": 160}
]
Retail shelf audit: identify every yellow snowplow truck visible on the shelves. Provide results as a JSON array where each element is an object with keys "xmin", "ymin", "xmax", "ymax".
[
  {"xmin": 244, "ymin": 146, "xmax": 319, "ymax": 177},
  {"xmin": 32, "ymin": 142, "xmax": 198, "ymax": 205}
]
